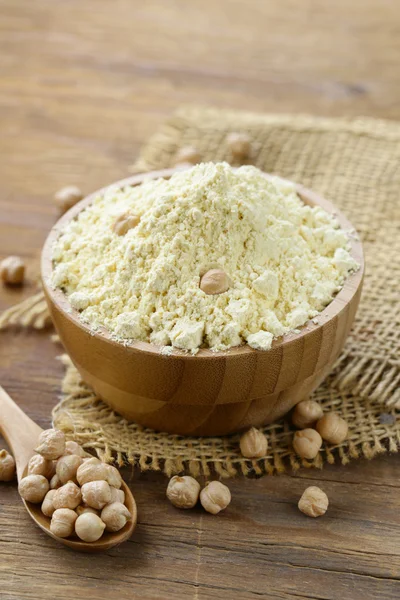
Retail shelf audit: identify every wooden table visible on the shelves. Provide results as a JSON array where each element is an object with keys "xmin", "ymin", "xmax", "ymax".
[{"xmin": 1, "ymin": 1, "xmax": 399, "ymax": 598}]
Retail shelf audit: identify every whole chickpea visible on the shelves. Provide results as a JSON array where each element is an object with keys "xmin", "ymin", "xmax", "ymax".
[
  {"xmin": 112, "ymin": 212, "xmax": 140, "ymax": 236},
  {"xmin": 35, "ymin": 429, "xmax": 66, "ymax": 460},
  {"xmin": 53, "ymin": 481, "xmax": 82, "ymax": 510},
  {"xmin": 75, "ymin": 513, "xmax": 106, "ymax": 542},
  {"xmin": 174, "ymin": 146, "xmax": 201, "ymax": 166},
  {"xmin": 41, "ymin": 490, "xmax": 57, "ymax": 518},
  {"xmin": 56, "ymin": 454, "xmax": 83, "ymax": 484},
  {"xmin": 166, "ymin": 476, "xmax": 200, "ymax": 509},
  {"xmin": 105, "ymin": 464, "xmax": 123, "ymax": 489},
  {"xmin": 28, "ymin": 454, "xmax": 55, "ymax": 479},
  {"xmin": 50, "ymin": 473, "xmax": 62, "ymax": 490},
  {"xmin": 101, "ymin": 502, "xmax": 132, "ymax": 532},
  {"xmin": 316, "ymin": 412, "xmax": 348, "ymax": 445},
  {"xmin": 0, "ymin": 256, "xmax": 25, "ymax": 285},
  {"xmin": 200, "ymin": 481, "xmax": 231, "ymax": 515},
  {"xmin": 0, "ymin": 449, "xmax": 16, "ymax": 481},
  {"xmin": 54, "ymin": 185, "xmax": 83, "ymax": 214},
  {"xmin": 298, "ymin": 486, "xmax": 329, "ymax": 518},
  {"xmin": 292, "ymin": 400, "xmax": 324, "ymax": 429},
  {"xmin": 292, "ymin": 429, "xmax": 322, "ymax": 459},
  {"xmin": 18, "ymin": 474, "xmax": 49, "ymax": 503},
  {"xmin": 200, "ymin": 269, "xmax": 230, "ymax": 295},
  {"xmin": 239, "ymin": 428, "xmax": 268, "ymax": 458},
  {"xmin": 81, "ymin": 480, "xmax": 111, "ymax": 510},
  {"xmin": 226, "ymin": 132, "xmax": 251, "ymax": 162},
  {"xmin": 77, "ymin": 457, "xmax": 108, "ymax": 486},
  {"xmin": 50, "ymin": 508, "xmax": 77, "ymax": 538},
  {"xmin": 64, "ymin": 441, "xmax": 88, "ymax": 458},
  {"xmin": 110, "ymin": 487, "xmax": 125, "ymax": 504}
]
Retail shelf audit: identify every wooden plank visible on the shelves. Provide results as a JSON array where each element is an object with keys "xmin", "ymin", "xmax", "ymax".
[{"xmin": 0, "ymin": 0, "xmax": 400, "ymax": 597}]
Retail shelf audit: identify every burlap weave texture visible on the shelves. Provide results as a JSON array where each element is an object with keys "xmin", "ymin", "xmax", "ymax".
[{"xmin": 2, "ymin": 107, "xmax": 399, "ymax": 476}]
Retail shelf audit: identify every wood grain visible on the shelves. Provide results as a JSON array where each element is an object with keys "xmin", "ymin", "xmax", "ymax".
[
  {"xmin": 0, "ymin": 387, "xmax": 137, "ymax": 552},
  {"xmin": 0, "ymin": 0, "xmax": 400, "ymax": 598},
  {"xmin": 41, "ymin": 171, "xmax": 364, "ymax": 435}
]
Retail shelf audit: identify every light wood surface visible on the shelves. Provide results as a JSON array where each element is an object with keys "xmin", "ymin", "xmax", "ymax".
[
  {"xmin": 0, "ymin": 385, "xmax": 137, "ymax": 552},
  {"xmin": 42, "ymin": 170, "xmax": 364, "ymax": 435},
  {"xmin": 0, "ymin": 0, "xmax": 399, "ymax": 598}
]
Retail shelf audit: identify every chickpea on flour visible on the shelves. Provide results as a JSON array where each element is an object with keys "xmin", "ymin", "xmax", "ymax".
[{"xmin": 51, "ymin": 162, "xmax": 358, "ymax": 353}]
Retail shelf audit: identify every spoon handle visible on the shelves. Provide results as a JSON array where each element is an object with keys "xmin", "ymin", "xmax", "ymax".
[{"xmin": 0, "ymin": 385, "xmax": 43, "ymax": 480}]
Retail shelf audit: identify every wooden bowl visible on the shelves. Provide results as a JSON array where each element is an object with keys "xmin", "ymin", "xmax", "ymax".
[{"xmin": 42, "ymin": 168, "xmax": 364, "ymax": 436}]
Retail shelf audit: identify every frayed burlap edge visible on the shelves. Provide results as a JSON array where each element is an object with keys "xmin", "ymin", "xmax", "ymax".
[
  {"xmin": 2, "ymin": 107, "xmax": 399, "ymax": 477},
  {"xmin": 1, "ymin": 294, "xmax": 399, "ymax": 478},
  {"xmin": 0, "ymin": 291, "xmax": 50, "ymax": 330},
  {"xmin": 52, "ymin": 355, "xmax": 399, "ymax": 478},
  {"xmin": 132, "ymin": 106, "xmax": 400, "ymax": 410},
  {"xmin": 2, "ymin": 111, "xmax": 400, "ymax": 409}
]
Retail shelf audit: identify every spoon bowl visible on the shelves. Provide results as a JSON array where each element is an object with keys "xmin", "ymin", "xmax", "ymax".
[
  {"xmin": 23, "ymin": 471, "xmax": 137, "ymax": 552},
  {"xmin": 0, "ymin": 384, "xmax": 137, "ymax": 552}
]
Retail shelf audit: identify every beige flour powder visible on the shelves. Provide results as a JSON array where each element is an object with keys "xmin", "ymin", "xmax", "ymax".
[{"xmin": 51, "ymin": 162, "xmax": 358, "ymax": 353}]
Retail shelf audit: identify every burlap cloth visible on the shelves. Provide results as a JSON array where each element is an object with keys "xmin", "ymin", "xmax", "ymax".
[{"xmin": 1, "ymin": 107, "xmax": 399, "ymax": 477}]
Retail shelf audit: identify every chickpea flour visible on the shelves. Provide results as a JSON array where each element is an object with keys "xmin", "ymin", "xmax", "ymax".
[{"xmin": 51, "ymin": 162, "xmax": 358, "ymax": 353}]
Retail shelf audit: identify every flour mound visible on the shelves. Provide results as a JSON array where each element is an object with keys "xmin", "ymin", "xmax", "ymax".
[{"xmin": 51, "ymin": 162, "xmax": 358, "ymax": 352}]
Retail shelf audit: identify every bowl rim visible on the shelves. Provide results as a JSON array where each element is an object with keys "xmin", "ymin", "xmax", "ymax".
[{"xmin": 41, "ymin": 167, "xmax": 364, "ymax": 360}]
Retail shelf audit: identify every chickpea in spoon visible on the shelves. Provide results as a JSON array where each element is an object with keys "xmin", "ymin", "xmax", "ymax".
[
  {"xmin": 0, "ymin": 384, "xmax": 137, "ymax": 552},
  {"xmin": 17, "ymin": 428, "xmax": 137, "ymax": 550}
]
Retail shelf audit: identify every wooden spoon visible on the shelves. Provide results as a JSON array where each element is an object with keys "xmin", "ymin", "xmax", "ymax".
[{"xmin": 0, "ymin": 384, "xmax": 137, "ymax": 552}]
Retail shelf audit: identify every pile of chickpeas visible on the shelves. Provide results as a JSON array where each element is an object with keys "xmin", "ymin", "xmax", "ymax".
[
  {"xmin": 235, "ymin": 400, "xmax": 349, "ymax": 518},
  {"xmin": 17, "ymin": 429, "xmax": 132, "ymax": 543},
  {"xmin": 2, "ymin": 401, "xmax": 348, "ymax": 531},
  {"xmin": 237, "ymin": 401, "xmax": 348, "ymax": 464},
  {"xmin": 291, "ymin": 401, "xmax": 349, "ymax": 459}
]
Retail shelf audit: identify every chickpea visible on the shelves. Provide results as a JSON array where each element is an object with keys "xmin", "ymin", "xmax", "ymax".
[
  {"xmin": 18, "ymin": 474, "xmax": 49, "ymax": 503},
  {"xmin": 54, "ymin": 185, "xmax": 83, "ymax": 214},
  {"xmin": 56, "ymin": 454, "xmax": 83, "ymax": 484},
  {"xmin": 35, "ymin": 429, "xmax": 66, "ymax": 460},
  {"xmin": 0, "ymin": 449, "xmax": 16, "ymax": 481},
  {"xmin": 104, "ymin": 464, "xmax": 123, "ymax": 489},
  {"xmin": 112, "ymin": 212, "xmax": 140, "ymax": 236},
  {"xmin": 77, "ymin": 457, "xmax": 108, "ymax": 486},
  {"xmin": 41, "ymin": 490, "xmax": 57, "ymax": 518},
  {"xmin": 0, "ymin": 256, "xmax": 25, "ymax": 285},
  {"xmin": 200, "ymin": 481, "xmax": 231, "ymax": 515},
  {"xmin": 81, "ymin": 480, "xmax": 111, "ymax": 510},
  {"xmin": 110, "ymin": 487, "xmax": 125, "ymax": 504},
  {"xmin": 50, "ymin": 508, "xmax": 77, "ymax": 538},
  {"xmin": 292, "ymin": 400, "xmax": 324, "ymax": 429},
  {"xmin": 316, "ymin": 412, "xmax": 348, "ymax": 445},
  {"xmin": 28, "ymin": 454, "xmax": 55, "ymax": 479},
  {"xmin": 53, "ymin": 481, "xmax": 82, "ymax": 510},
  {"xmin": 75, "ymin": 513, "xmax": 105, "ymax": 542},
  {"xmin": 226, "ymin": 132, "xmax": 251, "ymax": 162},
  {"xmin": 50, "ymin": 473, "xmax": 62, "ymax": 490},
  {"xmin": 64, "ymin": 440, "xmax": 88, "ymax": 458},
  {"xmin": 166, "ymin": 476, "xmax": 200, "ymax": 509},
  {"xmin": 239, "ymin": 428, "xmax": 268, "ymax": 458},
  {"xmin": 298, "ymin": 486, "xmax": 329, "ymax": 517},
  {"xmin": 200, "ymin": 269, "xmax": 230, "ymax": 295},
  {"xmin": 174, "ymin": 146, "xmax": 201, "ymax": 166},
  {"xmin": 292, "ymin": 429, "xmax": 322, "ymax": 459},
  {"xmin": 101, "ymin": 502, "xmax": 132, "ymax": 532}
]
